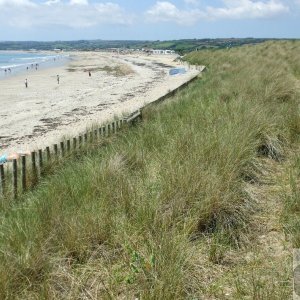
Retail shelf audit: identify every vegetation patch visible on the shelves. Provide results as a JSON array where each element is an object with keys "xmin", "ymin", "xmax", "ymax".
[{"xmin": 67, "ymin": 64, "xmax": 134, "ymax": 76}]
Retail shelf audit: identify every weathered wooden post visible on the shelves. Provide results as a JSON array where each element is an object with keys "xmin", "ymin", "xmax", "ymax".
[
  {"xmin": 13, "ymin": 159, "xmax": 17, "ymax": 199},
  {"xmin": 67, "ymin": 140, "xmax": 71, "ymax": 152},
  {"xmin": 107, "ymin": 124, "xmax": 111, "ymax": 135},
  {"xmin": 46, "ymin": 147, "xmax": 51, "ymax": 161},
  {"xmin": 99, "ymin": 127, "xmax": 102, "ymax": 136},
  {"xmin": 102, "ymin": 126, "xmax": 106, "ymax": 137},
  {"xmin": 73, "ymin": 137, "xmax": 77, "ymax": 150},
  {"xmin": 31, "ymin": 151, "xmax": 37, "ymax": 186},
  {"xmin": 84, "ymin": 133, "xmax": 88, "ymax": 143},
  {"xmin": 60, "ymin": 141, "xmax": 65, "ymax": 157},
  {"xmin": 0, "ymin": 164, "xmax": 5, "ymax": 195},
  {"xmin": 21, "ymin": 155, "xmax": 26, "ymax": 192},
  {"xmin": 79, "ymin": 135, "xmax": 82, "ymax": 147},
  {"xmin": 38, "ymin": 149, "xmax": 43, "ymax": 175},
  {"xmin": 139, "ymin": 110, "xmax": 143, "ymax": 122},
  {"xmin": 94, "ymin": 129, "xmax": 98, "ymax": 140},
  {"xmin": 54, "ymin": 144, "xmax": 58, "ymax": 156}
]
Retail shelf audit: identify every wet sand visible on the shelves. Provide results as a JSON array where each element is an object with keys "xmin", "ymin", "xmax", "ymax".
[{"xmin": 0, "ymin": 52, "xmax": 199, "ymax": 154}]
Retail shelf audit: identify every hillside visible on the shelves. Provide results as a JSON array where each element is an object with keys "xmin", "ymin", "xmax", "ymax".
[
  {"xmin": 0, "ymin": 41, "xmax": 300, "ymax": 299},
  {"xmin": 0, "ymin": 38, "xmax": 271, "ymax": 53}
]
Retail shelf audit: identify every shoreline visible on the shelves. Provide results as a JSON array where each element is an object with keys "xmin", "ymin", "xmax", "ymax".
[
  {"xmin": 0, "ymin": 52, "xmax": 199, "ymax": 155},
  {"xmin": 0, "ymin": 51, "xmax": 71, "ymax": 80}
]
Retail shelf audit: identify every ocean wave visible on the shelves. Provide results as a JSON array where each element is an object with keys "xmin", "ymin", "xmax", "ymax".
[
  {"xmin": 14, "ymin": 55, "xmax": 59, "ymax": 61},
  {"xmin": 0, "ymin": 63, "xmax": 27, "ymax": 69}
]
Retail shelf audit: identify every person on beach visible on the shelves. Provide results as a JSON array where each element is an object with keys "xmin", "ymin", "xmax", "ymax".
[
  {"xmin": 89, "ymin": 71, "xmax": 91, "ymax": 77},
  {"xmin": 57, "ymin": 75, "xmax": 60, "ymax": 84},
  {"xmin": 25, "ymin": 79, "xmax": 28, "ymax": 88},
  {"xmin": 0, "ymin": 151, "xmax": 30, "ymax": 165}
]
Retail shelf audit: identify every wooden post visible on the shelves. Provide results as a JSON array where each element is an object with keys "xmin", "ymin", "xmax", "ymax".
[
  {"xmin": 112, "ymin": 122, "xmax": 115, "ymax": 134},
  {"xmin": 102, "ymin": 126, "xmax": 106, "ymax": 137},
  {"xmin": 21, "ymin": 155, "xmax": 26, "ymax": 192},
  {"xmin": 54, "ymin": 144, "xmax": 58, "ymax": 156},
  {"xmin": 0, "ymin": 164, "xmax": 5, "ymax": 195},
  {"xmin": 139, "ymin": 110, "xmax": 143, "ymax": 122},
  {"xmin": 84, "ymin": 133, "xmax": 88, "ymax": 143},
  {"xmin": 120, "ymin": 119, "xmax": 123, "ymax": 127},
  {"xmin": 79, "ymin": 135, "xmax": 82, "ymax": 147},
  {"xmin": 73, "ymin": 137, "xmax": 77, "ymax": 149},
  {"xmin": 94, "ymin": 129, "xmax": 98, "ymax": 140},
  {"xmin": 13, "ymin": 159, "xmax": 17, "ymax": 199},
  {"xmin": 60, "ymin": 141, "xmax": 65, "ymax": 157},
  {"xmin": 67, "ymin": 140, "xmax": 71, "ymax": 152},
  {"xmin": 107, "ymin": 124, "xmax": 111, "ymax": 135},
  {"xmin": 99, "ymin": 127, "xmax": 102, "ymax": 136},
  {"xmin": 38, "ymin": 149, "xmax": 43, "ymax": 171},
  {"xmin": 90, "ymin": 131, "xmax": 93, "ymax": 142},
  {"xmin": 46, "ymin": 146, "xmax": 51, "ymax": 161},
  {"xmin": 31, "ymin": 151, "xmax": 37, "ymax": 185}
]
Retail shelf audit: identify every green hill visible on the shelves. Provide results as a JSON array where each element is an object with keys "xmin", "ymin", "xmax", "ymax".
[{"xmin": 0, "ymin": 38, "xmax": 271, "ymax": 53}]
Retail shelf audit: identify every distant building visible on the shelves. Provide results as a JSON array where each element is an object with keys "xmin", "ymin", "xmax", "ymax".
[{"xmin": 152, "ymin": 49, "xmax": 176, "ymax": 55}]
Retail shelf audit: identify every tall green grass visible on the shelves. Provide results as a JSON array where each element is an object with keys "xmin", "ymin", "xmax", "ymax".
[{"xmin": 0, "ymin": 40, "xmax": 299, "ymax": 298}]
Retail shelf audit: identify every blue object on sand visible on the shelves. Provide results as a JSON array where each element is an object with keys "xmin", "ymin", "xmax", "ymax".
[
  {"xmin": 169, "ymin": 68, "xmax": 186, "ymax": 76},
  {"xmin": 0, "ymin": 154, "xmax": 7, "ymax": 164}
]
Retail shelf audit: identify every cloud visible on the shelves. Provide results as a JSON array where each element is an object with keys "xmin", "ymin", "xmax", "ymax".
[
  {"xmin": 183, "ymin": 0, "xmax": 200, "ymax": 5},
  {"xmin": 146, "ymin": 0, "xmax": 289, "ymax": 24},
  {"xmin": 0, "ymin": 0, "xmax": 36, "ymax": 7},
  {"xmin": 0, "ymin": 1, "xmax": 133, "ymax": 28},
  {"xmin": 69, "ymin": 0, "xmax": 88, "ymax": 5},
  {"xmin": 146, "ymin": 1, "xmax": 204, "ymax": 24},
  {"xmin": 45, "ymin": 0, "xmax": 61, "ymax": 5},
  {"xmin": 207, "ymin": 0, "xmax": 290, "ymax": 20}
]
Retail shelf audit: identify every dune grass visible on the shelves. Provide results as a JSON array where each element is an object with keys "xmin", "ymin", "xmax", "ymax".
[{"xmin": 0, "ymin": 40, "xmax": 300, "ymax": 299}]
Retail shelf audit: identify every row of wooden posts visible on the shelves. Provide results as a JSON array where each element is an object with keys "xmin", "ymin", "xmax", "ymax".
[
  {"xmin": 0, "ymin": 113, "xmax": 141, "ymax": 199},
  {"xmin": 0, "ymin": 70, "xmax": 201, "ymax": 200}
]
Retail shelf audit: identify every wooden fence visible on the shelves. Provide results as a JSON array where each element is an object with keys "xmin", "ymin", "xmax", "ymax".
[{"xmin": 0, "ymin": 71, "xmax": 200, "ymax": 199}]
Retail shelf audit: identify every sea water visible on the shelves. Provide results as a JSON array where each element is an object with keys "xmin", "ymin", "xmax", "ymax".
[{"xmin": 0, "ymin": 51, "xmax": 70, "ymax": 79}]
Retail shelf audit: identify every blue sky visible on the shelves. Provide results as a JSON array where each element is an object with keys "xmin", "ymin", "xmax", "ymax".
[{"xmin": 0, "ymin": 0, "xmax": 299, "ymax": 41}]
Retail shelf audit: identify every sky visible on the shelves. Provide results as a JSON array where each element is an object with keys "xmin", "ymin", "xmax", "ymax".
[{"xmin": 0, "ymin": 0, "xmax": 299, "ymax": 41}]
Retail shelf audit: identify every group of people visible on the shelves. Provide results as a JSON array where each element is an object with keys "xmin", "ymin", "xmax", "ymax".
[
  {"xmin": 25, "ymin": 74, "xmax": 60, "ymax": 88},
  {"xmin": 26, "ymin": 63, "xmax": 39, "ymax": 71},
  {"xmin": 24, "ymin": 71, "xmax": 92, "ymax": 88},
  {"xmin": 0, "ymin": 67, "xmax": 94, "ymax": 164},
  {"xmin": 3, "ymin": 68, "xmax": 11, "ymax": 74}
]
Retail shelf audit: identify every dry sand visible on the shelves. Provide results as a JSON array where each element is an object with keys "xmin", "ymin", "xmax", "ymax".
[{"xmin": 0, "ymin": 52, "xmax": 199, "ymax": 154}]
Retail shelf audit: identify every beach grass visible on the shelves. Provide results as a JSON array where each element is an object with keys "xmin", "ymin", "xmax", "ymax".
[{"xmin": 0, "ymin": 40, "xmax": 299, "ymax": 298}]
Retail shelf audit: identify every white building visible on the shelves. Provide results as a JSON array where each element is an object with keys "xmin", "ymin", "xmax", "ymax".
[{"xmin": 152, "ymin": 49, "xmax": 175, "ymax": 55}]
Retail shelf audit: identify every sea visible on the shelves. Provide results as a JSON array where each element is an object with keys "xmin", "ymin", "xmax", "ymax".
[{"xmin": 0, "ymin": 51, "xmax": 70, "ymax": 79}]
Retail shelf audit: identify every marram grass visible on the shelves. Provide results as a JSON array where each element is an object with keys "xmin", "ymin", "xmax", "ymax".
[{"xmin": 0, "ymin": 40, "xmax": 299, "ymax": 299}]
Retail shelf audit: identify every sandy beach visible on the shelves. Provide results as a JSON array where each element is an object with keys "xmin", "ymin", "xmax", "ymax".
[{"xmin": 0, "ymin": 52, "xmax": 199, "ymax": 154}]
